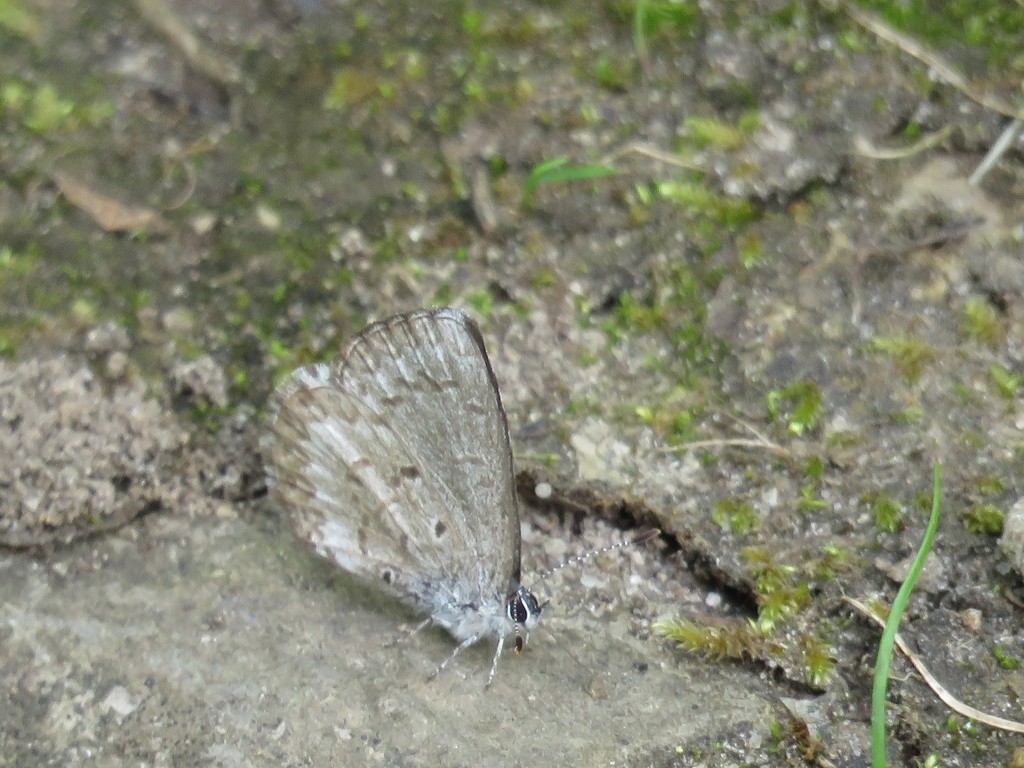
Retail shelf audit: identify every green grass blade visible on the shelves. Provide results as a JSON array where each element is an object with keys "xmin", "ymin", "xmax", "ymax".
[
  {"xmin": 871, "ymin": 463, "xmax": 942, "ymax": 768},
  {"xmin": 633, "ymin": 0, "xmax": 650, "ymax": 74},
  {"xmin": 522, "ymin": 157, "xmax": 617, "ymax": 207}
]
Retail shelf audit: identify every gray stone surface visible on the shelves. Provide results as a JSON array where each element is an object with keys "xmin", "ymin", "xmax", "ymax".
[
  {"xmin": 0, "ymin": 511, "xmax": 775, "ymax": 767},
  {"xmin": 1000, "ymin": 497, "xmax": 1024, "ymax": 577}
]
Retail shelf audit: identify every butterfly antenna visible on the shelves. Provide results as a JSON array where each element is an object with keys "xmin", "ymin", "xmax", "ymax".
[{"xmin": 535, "ymin": 527, "xmax": 660, "ymax": 583}]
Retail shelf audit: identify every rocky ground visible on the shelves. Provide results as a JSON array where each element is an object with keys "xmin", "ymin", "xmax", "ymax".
[{"xmin": 1, "ymin": 1, "xmax": 1023, "ymax": 766}]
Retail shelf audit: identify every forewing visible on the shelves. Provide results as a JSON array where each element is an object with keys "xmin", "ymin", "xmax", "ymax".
[
  {"xmin": 268, "ymin": 365, "xmax": 439, "ymax": 604},
  {"xmin": 335, "ymin": 308, "xmax": 521, "ymax": 594}
]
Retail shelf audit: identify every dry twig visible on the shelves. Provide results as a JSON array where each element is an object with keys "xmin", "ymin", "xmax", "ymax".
[{"xmin": 845, "ymin": 596, "xmax": 1024, "ymax": 734}]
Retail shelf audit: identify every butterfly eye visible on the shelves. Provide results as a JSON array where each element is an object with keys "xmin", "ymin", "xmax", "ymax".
[
  {"xmin": 506, "ymin": 595, "xmax": 526, "ymax": 624},
  {"xmin": 521, "ymin": 589, "xmax": 541, "ymax": 622},
  {"xmin": 506, "ymin": 587, "xmax": 541, "ymax": 626}
]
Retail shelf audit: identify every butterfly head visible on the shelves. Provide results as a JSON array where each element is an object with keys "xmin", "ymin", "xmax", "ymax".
[{"xmin": 505, "ymin": 585, "xmax": 541, "ymax": 655}]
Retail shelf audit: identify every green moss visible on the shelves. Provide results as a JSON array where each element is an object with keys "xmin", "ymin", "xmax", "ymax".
[
  {"xmin": 767, "ymin": 720, "xmax": 785, "ymax": 753},
  {"xmin": 269, "ymin": 282, "xmax": 289, "ymax": 305},
  {"xmin": 891, "ymin": 404, "xmax": 924, "ymax": 424},
  {"xmin": 665, "ymin": 409, "xmax": 694, "ymax": 444},
  {"xmin": 973, "ymin": 474, "xmax": 1004, "ymax": 497},
  {"xmin": 961, "ymin": 297, "xmax": 1003, "ymax": 346},
  {"xmin": 323, "ymin": 67, "xmax": 386, "ymax": 111},
  {"xmin": 267, "ymin": 337, "xmax": 293, "ymax": 363},
  {"xmin": 961, "ymin": 504, "xmax": 1005, "ymax": 535},
  {"xmin": 621, "ymin": 0, "xmax": 701, "ymax": 39},
  {"xmin": 874, "ymin": 497, "xmax": 902, "ymax": 533},
  {"xmin": 712, "ymin": 498, "xmax": 759, "ymax": 535},
  {"xmin": 528, "ymin": 266, "xmax": 558, "ymax": 289},
  {"xmin": 0, "ymin": 0, "xmax": 42, "ymax": 39},
  {"xmin": 654, "ymin": 179, "xmax": 758, "ymax": 231},
  {"xmin": 861, "ymin": 491, "xmax": 903, "ymax": 533},
  {"xmin": 431, "ymin": 282, "xmax": 454, "ymax": 307},
  {"xmin": 592, "ymin": 55, "xmax": 632, "ymax": 91},
  {"xmin": 465, "ymin": 289, "xmax": 494, "ymax": 318},
  {"xmin": 566, "ymin": 397, "xmax": 598, "ymax": 417},
  {"xmin": 992, "ymin": 644, "xmax": 1022, "ymax": 670},
  {"xmin": 960, "ymin": 428, "xmax": 986, "ymax": 450},
  {"xmin": 800, "ymin": 635, "xmax": 834, "ymax": 688},
  {"xmin": 804, "ymin": 455, "xmax": 824, "ymax": 480},
  {"xmin": 189, "ymin": 402, "xmax": 234, "ymax": 434},
  {"xmin": 867, "ymin": 336, "xmax": 936, "ymax": 384},
  {"xmin": 3, "ymin": 75, "xmax": 110, "ymax": 135},
  {"xmin": 24, "ymin": 83, "xmax": 74, "ymax": 133},
  {"xmin": 738, "ymin": 233, "xmax": 764, "ymax": 268},
  {"xmin": 0, "ymin": 329, "xmax": 16, "ymax": 357},
  {"xmin": 682, "ymin": 115, "xmax": 754, "ymax": 150},
  {"xmin": 595, "ymin": 258, "xmax": 724, "ymax": 390},
  {"xmin": 742, "ymin": 548, "xmax": 812, "ymax": 629},
  {"xmin": 766, "ymin": 380, "xmax": 824, "ymax": 435},
  {"xmin": 0, "ymin": 244, "xmax": 39, "ymax": 280},
  {"xmin": 0, "ymin": 79, "xmax": 28, "ymax": 114},
  {"xmin": 659, "ymin": 539, "xmax": 842, "ymax": 687},
  {"xmin": 634, "ymin": 401, "xmax": 696, "ymax": 445},
  {"xmin": 825, "ymin": 430, "xmax": 862, "ymax": 448},
  {"xmin": 812, "ymin": 544, "xmax": 853, "ymax": 580},
  {"xmin": 989, "ymin": 364, "xmax": 1022, "ymax": 399},
  {"xmin": 860, "ymin": 0, "xmax": 1024, "ymax": 70},
  {"xmin": 653, "ymin": 618, "xmax": 776, "ymax": 663},
  {"xmin": 899, "ymin": 119, "xmax": 923, "ymax": 139},
  {"xmin": 607, "ymin": 290, "xmax": 666, "ymax": 335},
  {"xmin": 910, "ymin": 490, "xmax": 933, "ymax": 512},
  {"xmin": 797, "ymin": 482, "xmax": 827, "ymax": 512}
]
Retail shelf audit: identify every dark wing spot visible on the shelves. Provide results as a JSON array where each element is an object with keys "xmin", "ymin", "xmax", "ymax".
[
  {"xmin": 434, "ymin": 520, "xmax": 447, "ymax": 538},
  {"xmin": 382, "ymin": 570, "xmax": 393, "ymax": 585},
  {"xmin": 465, "ymin": 401, "xmax": 488, "ymax": 416},
  {"xmin": 398, "ymin": 465, "xmax": 421, "ymax": 481},
  {"xmin": 437, "ymin": 375, "xmax": 459, "ymax": 390},
  {"xmin": 368, "ymin": 411, "xmax": 390, "ymax": 427},
  {"xmin": 348, "ymin": 460, "xmax": 371, "ymax": 490}
]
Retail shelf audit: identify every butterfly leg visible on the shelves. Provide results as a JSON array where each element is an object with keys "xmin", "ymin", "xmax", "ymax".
[
  {"xmin": 384, "ymin": 617, "xmax": 432, "ymax": 648},
  {"xmin": 484, "ymin": 633, "xmax": 506, "ymax": 689},
  {"xmin": 427, "ymin": 633, "xmax": 480, "ymax": 682}
]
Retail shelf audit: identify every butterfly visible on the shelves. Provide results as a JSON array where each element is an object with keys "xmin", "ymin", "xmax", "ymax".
[{"xmin": 266, "ymin": 308, "xmax": 539, "ymax": 686}]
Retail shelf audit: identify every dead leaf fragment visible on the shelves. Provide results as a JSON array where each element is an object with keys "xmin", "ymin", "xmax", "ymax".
[{"xmin": 53, "ymin": 172, "xmax": 167, "ymax": 233}]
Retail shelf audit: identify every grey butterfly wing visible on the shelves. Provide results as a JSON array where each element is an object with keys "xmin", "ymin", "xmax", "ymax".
[
  {"xmin": 266, "ymin": 308, "xmax": 521, "ymax": 610},
  {"xmin": 268, "ymin": 364, "xmax": 444, "ymax": 601},
  {"xmin": 334, "ymin": 309, "xmax": 521, "ymax": 587}
]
